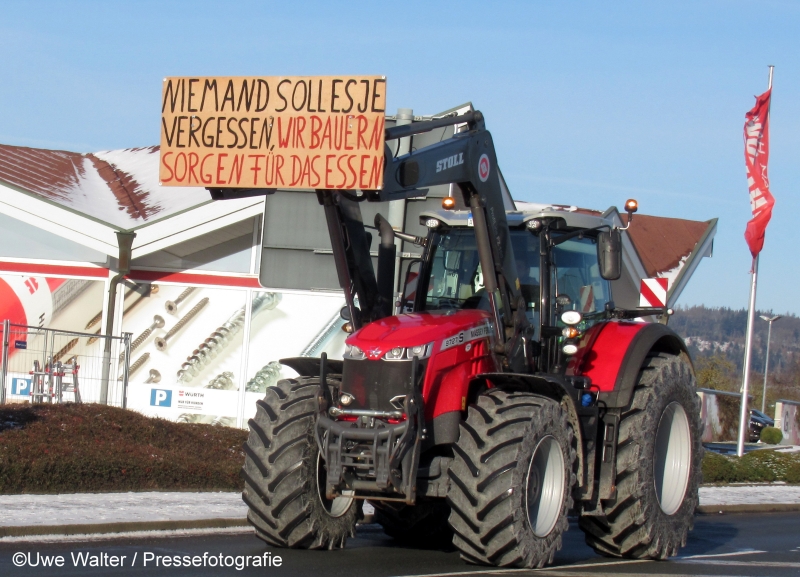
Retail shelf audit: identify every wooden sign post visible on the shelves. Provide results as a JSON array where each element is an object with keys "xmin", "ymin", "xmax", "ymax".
[{"xmin": 159, "ymin": 76, "xmax": 386, "ymax": 190}]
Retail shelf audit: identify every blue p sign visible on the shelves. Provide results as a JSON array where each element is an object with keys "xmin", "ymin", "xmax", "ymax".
[
  {"xmin": 12, "ymin": 378, "xmax": 30, "ymax": 396},
  {"xmin": 150, "ymin": 389, "xmax": 172, "ymax": 407}
]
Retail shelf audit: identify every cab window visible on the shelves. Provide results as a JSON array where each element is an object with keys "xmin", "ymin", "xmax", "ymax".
[{"xmin": 550, "ymin": 235, "xmax": 612, "ymax": 317}]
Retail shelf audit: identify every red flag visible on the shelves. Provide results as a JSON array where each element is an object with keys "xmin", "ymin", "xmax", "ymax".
[{"xmin": 743, "ymin": 88, "xmax": 774, "ymax": 258}]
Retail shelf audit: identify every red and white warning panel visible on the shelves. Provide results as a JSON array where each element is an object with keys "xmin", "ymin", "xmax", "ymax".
[{"xmin": 639, "ymin": 278, "xmax": 668, "ymax": 308}]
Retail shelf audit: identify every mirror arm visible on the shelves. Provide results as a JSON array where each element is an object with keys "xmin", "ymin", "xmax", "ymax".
[{"xmin": 394, "ymin": 230, "xmax": 428, "ymax": 247}]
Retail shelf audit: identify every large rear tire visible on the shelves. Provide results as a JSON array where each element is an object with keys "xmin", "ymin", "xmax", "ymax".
[
  {"xmin": 242, "ymin": 377, "xmax": 359, "ymax": 549},
  {"xmin": 447, "ymin": 390, "xmax": 576, "ymax": 568},
  {"xmin": 372, "ymin": 499, "xmax": 453, "ymax": 547},
  {"xmin": 579, "ymin": 353, "xmax": 702, "ymax": 559}
]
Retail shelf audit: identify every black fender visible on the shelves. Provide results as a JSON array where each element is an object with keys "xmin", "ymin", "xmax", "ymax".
[
  {"xmin": 597, "ymin": 323, "xmax": 690, "ymax": 410},
  {"xmin": 279, "ymin": 357, "xmax": 343, "ymax": 377}
]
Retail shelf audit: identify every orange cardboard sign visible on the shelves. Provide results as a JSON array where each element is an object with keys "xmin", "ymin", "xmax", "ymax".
[{"xmin": 159, "ymin": 76, "xmax": 386, "ymax": 190}]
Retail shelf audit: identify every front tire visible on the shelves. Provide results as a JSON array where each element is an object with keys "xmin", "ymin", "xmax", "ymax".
[
  {"xmin": 447, "ymin": 390, "xmax": 576, "ymax": 568},
  {"xmin": 241, "ymin": 377, "xmax": 359, "ymax": 549},
  {"xmin": 579, "ymin": 353, "xmax": 702, "ymax": 559}
]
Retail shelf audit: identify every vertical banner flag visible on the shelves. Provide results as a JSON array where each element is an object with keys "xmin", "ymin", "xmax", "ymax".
[{"xmin": 743, "ymin": 89, "xmax": 774, "ymax": 259}]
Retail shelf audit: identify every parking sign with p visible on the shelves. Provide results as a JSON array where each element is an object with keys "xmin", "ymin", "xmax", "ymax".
[{"xmin": 150, "ymin": 389, "xmax": 172, "ymax": 407}]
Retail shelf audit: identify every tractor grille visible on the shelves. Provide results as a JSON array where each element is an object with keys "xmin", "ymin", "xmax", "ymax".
[{"xmin": 340, "ymin": 358, "xmax": 421, "ymax": 413}]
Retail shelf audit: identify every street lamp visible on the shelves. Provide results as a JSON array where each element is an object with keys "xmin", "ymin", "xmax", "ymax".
[{"xmin": 759, "ymin": 314, "xmax": 781, "ymax": 414}]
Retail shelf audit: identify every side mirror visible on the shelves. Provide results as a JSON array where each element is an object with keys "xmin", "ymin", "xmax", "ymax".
[{"xmin": 597, "ymin": 229, "xmax": 621, "ymax": 280}]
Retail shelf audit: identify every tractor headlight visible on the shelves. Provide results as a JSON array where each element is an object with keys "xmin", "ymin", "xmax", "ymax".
[
  {"xmin": 561, "ymin": 311, "xmax": 583, "ymax": 326},
  {"xmin": 409, "ymin": 342, "xmax": 433, "ymax": 359},
  {"xmin": 382, "ymin": 342, "xmax": 433, "ymax": 361},
  {"xmin": 562, "ymin": 343, "xmax": 579, "ymax": 355},
  {"xmin": 384, "ymin": 347, "xmax": 404, "ymax": 360},
  {"xmin": 425, "ymin": 218, "xmax": 441, "ymax": 229},
  {"xmin": 344, "ymin": 344, "xmax": 366, "ymax": 360},
  {"xmin": 409, "ymin": 344, "xmax": 427, "ymax": 357},
  {"xmin": 526, "ymin": 218, "xmax": 542, "ymax": 231}
]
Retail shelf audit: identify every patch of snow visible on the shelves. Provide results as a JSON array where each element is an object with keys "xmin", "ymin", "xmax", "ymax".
[
  {"xmin": 657, "ymin": 254, "xmax": 688, "ymax": 287},
  {"xmin": 0, "ymin": 491, "xmax": 247, "ymax": 528},
  {"xmin": 0, "ymin": 526, "xmax": 252, "ymax": 544},
  {"xmin": 93, "ymin": 148, "xmax": 210, "ymax": 227},
  {"xmin": 515, "ymin": 201, "xmax": 578, "ymax": 213},
  {"xmin": 55, "ymin": 157, "xmax": 122, "ymax": 226},
  {"xmin": 699, "ymin": 484, "xmax": 800, "ymax": 506},
  {"xmin": 0, "ymin": 491, "xmax": 374, "ymax": 530}
]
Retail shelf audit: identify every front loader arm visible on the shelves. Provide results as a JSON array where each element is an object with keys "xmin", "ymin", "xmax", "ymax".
[{"xmin": 380, "ymin": 111, "xmax": 529, "ymax": 369}]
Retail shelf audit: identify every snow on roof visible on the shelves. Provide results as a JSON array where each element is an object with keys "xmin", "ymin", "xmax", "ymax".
[
  {"xmin": 622, "ymin": 213, "xmax": 711, "ymax": 277},
  {"xmin": 0, "ymin": 144, "xmax": 209, "ymax": 229}
]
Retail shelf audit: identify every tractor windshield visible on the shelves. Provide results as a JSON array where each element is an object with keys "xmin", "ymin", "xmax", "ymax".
[
  {"xmin": 423, "ymin": 228, "xmax": 541, "ymax": 325},
  {"xmin": 421, "ymin": 227, "xmax": 612, "ymax": 330}
]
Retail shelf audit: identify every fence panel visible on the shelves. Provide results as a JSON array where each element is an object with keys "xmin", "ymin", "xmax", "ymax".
[{"xmin": 1, "ymin": 321, "xmax": 131, "ymax": 407}]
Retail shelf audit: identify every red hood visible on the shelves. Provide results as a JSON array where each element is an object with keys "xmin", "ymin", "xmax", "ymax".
[{"xmin": 347, "ymin": 310, "xmax": 492, "ymax": 360}]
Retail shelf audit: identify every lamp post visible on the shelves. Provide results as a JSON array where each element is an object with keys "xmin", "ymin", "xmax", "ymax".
[{"xmin": 759, "ymin": 314, "xmax": 781, "ymax": 414}]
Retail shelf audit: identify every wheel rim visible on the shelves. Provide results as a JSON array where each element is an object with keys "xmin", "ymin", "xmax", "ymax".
[
  {"xmin": 316, "ymin": 453, "xmax": 353, "ymax": 518},
  {"xmin": 525, "ymin": 435, "xmax": 565, "ymax": 537},
  {"xmin": 653, "ymin": 401, "xmax": 691, "ymax": 515}
]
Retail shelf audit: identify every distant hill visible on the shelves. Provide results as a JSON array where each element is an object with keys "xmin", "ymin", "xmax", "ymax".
[
  {"xmin": 670, "ymin": 305, "xmax": 800, "ymax": 374},
  {"xmin": 669, "ymin": 305, "xmax": 800, "ymax": 409}
]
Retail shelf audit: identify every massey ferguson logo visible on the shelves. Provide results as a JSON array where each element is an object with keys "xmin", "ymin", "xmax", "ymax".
[{"xmin": 436, "ymin": 153, "xmax": 464, "ymax": 173}]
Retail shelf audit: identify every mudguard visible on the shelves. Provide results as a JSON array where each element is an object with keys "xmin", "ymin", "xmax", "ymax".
[
  {"xmin": 567, "ymin": 320, "xmax": 688, "ymax": 409},
  {"xmin": 280, "ymin": 357, "xmax": 344, "ymax": 377}
]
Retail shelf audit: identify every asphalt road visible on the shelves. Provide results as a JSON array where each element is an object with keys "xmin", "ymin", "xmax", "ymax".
[{"xmin": 1, "ymin": 513, "xmax": 799, "ymax": 577}]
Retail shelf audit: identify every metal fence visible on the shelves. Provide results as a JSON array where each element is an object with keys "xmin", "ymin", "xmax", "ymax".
[{"xmin": 1, "ymin": 321, "xmax": 131, "ymax": 407}]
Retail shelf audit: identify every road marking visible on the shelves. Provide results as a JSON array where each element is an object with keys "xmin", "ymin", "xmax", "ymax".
[
  {"xmin": 681, "ymin": 560, "xmax": 800, "ymax": 568},
  {"xmin": 677, "ymin": 549, "xmax": 767, "ymax": 559},
  {"xmin": 390, "ymin": 559, "xmax": 652, "ymax": 577},
  {"xmin": 391, "ymin": 549, "xmax": 776, "ymax": 577},
  {"xmin": 534, "ymin": 572, "xmax": 742, "ymax": 577}
]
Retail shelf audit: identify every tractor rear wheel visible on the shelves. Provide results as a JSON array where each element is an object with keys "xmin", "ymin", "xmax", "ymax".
[
  {"xmin": 447, "ymin": 390, "xmax": 576, "ymax": 568},
  {"xmin": 241, "ymin": 377, "xmax": 359, "ymax": 549},
  {"xmin": 579, "ymin": 353, "xmax": 702, "ymax": 559},
  {"xmin": 372, "ymin": 499, "xmax": 453, "ymax": 547}
]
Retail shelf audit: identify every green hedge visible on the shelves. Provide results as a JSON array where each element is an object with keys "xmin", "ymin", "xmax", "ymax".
[
  {"xmin": 702, "ymin": 449, "xmax": 800, "ymax": 484},
  {"xmin": 2, "ymin": 403, "xmax": 798, "ymax": 494},
  {"xmin": 0, "ymin": 403, "xmax": 248, "ymax": 494}
]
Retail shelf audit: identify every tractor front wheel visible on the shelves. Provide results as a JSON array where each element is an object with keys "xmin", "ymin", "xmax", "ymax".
[
  {"xmin": 446, "ymin": 390, "xmax": 576, "ymax": 568},
  {"xmin": 241, "ymin": 377, "xmax": 359, "ymax": 549}
]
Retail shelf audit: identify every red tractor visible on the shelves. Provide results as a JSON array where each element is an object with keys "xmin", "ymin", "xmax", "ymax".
[{"xmin": 218, "ymin": 110, "xmax": 702, "ymax": 568}]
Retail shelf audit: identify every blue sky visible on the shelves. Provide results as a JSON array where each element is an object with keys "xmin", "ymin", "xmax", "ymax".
[{"xmin": 1, "ymin": 1, "xmax": 798, "ymax": 314}]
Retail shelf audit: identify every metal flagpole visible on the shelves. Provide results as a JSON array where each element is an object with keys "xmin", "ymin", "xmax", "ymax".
[{"xmin": 736, "ymin": 65, "xmax": 774, "ymax": 457}]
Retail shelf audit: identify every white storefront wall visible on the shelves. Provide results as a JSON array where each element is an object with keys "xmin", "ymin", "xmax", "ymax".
[{"xmin": 0, "ymin": 207, "xmax": 347, "ymax": 428}]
